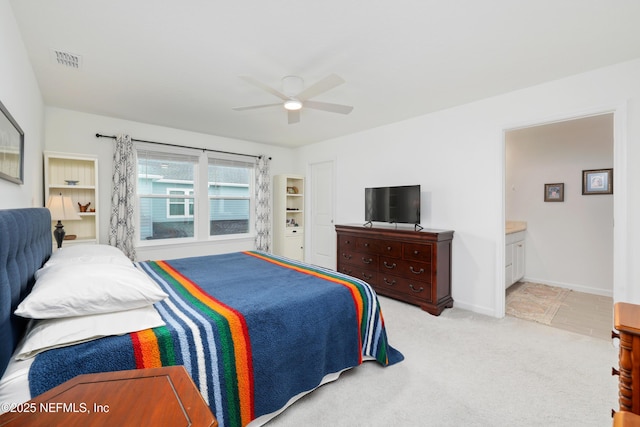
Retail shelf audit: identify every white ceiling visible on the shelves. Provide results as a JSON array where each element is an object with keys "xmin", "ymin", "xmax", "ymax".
[{"xmin": 9, "ymin": 1, "xmax": 640, "ymax": 148}]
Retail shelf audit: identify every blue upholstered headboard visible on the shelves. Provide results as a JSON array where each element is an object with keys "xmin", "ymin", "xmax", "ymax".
[{"xmin": 0, "ymin": 208, "xmax": 52, "ymax": 377}]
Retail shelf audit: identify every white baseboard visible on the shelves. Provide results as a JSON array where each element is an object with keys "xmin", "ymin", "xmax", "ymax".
[
  {"xmin": 522, "ymin": 276, "xmax": 613, "ymax": 298},
  {"xmin": 452, "ymin": 300, "xmax": 498, "ymax": 317}
]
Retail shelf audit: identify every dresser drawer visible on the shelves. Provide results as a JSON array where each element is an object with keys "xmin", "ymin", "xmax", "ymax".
[
  {"xmin": 403, "ymin": 243, "xmax": 432, "ymax": 263},
  {"xmin": 379, "ymin": 256, "xmax": 431, "ymax": 283},
  {"xmin": 338, "ymin": 249, "xmax": 357, "ymax": 264},
  {"xmin": 356, "ymin": 237, "xmax": 401, "ymax": 257},
  {"xmin": 377, "ymin": 273, "xmax": 432, "ymax": 302},
  {"xmin": 339, "ymin": 251, "xmax": 379, "ymax": 269},
  {"xmin": 338, "ymin": 235, "xmax": 357, "ymax": 251},
  {"xmin": 356, "ymin": 253, "xmax": 378, "ymax": 268},
  {"xmin": 339, "ymin": 266, "xmax": 378, "ymax": 284}
]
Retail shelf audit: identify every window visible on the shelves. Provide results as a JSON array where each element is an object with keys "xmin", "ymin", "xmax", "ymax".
[
  {"xmin": 208, "ymin": 158, "xmax": 252, "ymax": 236},
  {"xmin": 167, "ymin": 189, "xmax": 194, "ymax": 218},
  {"xmin": 136, "ymin": 147, "xmax": 254, "ymax": 243},
  {"xmin": 137, "ymin": 150, "xmax": 197, "ymax": 241}
]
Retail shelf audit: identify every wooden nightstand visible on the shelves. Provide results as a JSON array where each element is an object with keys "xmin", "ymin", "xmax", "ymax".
[
  {"xmin": 0, "ymin": 366, "xmax": 217, "ymax": 426},
  {"xmin": 613, "ymin": 410, "xmax": 640, "ymax": 426},
  {"xmin": 614, "ymin": 303, "xmax": 640, "ymax": 415}
]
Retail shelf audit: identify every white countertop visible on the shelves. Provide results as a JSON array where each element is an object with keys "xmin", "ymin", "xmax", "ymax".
[{"xmin": 506, "ymin": 221, "xmax": 527, "ymax": 234}]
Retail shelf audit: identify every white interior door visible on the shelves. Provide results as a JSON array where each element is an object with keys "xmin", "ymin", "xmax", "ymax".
[{"xmin": 309, "ymin": 160, "xmax": 335, "ymax": 269}]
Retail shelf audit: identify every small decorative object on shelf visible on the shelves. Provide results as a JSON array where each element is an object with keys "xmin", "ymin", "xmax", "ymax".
[
  {"xmin": 78, "ymin": 202, "xmax": 91, "ymax": 212},
  {"xmin": 65, "ymin": 180, "xmax": 79, "ymax": 185}
]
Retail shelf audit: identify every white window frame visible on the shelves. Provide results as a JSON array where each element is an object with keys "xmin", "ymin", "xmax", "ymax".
[{"xmin": 135, "ymin": 145, "xmax": 256, "ymax": 247}]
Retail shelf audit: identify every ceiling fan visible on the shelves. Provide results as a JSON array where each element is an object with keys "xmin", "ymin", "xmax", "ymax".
[{"xmin": 232, "ymin": 74, "xmax": 353, "ymax": 124}]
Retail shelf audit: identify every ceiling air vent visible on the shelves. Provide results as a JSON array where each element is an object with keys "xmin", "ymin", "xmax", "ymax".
[{"xmin": 51, "ymin": 49, "xmax": 82, "ymax": 69}]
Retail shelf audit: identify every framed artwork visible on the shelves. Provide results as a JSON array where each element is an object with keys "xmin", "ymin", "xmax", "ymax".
[
  {"xmin": 582, "ymin": 168, "xmax": 612, "ymax": 195},
  {"xmin": 0, "ymin": 99, "xmax": 24, "ymax": 185},
  {"xmin": 544, "ymin": 183, "xmax": 564, "ymax": 202}
]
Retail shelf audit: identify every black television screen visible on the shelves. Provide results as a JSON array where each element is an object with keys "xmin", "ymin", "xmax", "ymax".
[{"xmin": 365, "ymin": 185, "xmax": 421, "ymax": 225}]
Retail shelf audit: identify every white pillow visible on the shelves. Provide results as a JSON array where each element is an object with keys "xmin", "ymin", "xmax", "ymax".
[
  {"xmin": 14, "ymin": 305, "xmax": 165, "ymax": 360},
  {"xmin": 15, "ymin": 263, "xmax": 168, "ymax": 318},
  {"xmin": 39, "ymin": 244, "xmax": 132, "ymax": 274}
]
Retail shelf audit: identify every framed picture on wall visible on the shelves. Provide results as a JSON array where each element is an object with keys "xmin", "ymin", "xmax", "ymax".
[
  {"xmin": 0, "ymin": 99, "xmax": 25, "ymax": 185},
  {"xmin": 582, "ymin": 168, "xmax": 613, "ymax": 195},
  {"xmin": 544, "ymin": 183, "xmax": 564, "ymax": 202}
]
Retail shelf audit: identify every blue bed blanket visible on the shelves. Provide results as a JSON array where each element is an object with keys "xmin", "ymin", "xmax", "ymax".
[{"xmin": 29, "ymin": 251, "xmax": 403, "ymax": 427}]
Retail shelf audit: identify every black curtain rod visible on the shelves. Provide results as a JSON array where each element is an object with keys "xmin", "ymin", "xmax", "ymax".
[{"xmin": 95, "ymin": 133, "xmax": 270, "ymax": 160}]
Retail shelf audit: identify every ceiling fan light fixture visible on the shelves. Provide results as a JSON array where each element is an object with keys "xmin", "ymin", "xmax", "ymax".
[{"xmin": 284, "ymin": 99, "xmax": 303, "ymax": 111}]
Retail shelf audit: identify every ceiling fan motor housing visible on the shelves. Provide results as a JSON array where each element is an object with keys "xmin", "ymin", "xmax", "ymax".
[{"xmin": 282, "ymin": 76, "xmax": 304, "ymax": 96}]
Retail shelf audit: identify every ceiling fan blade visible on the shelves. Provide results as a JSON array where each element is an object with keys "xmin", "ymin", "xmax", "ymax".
[
  {"xmin": 288, "ymin": 110, "xmax": 300, "ymax": 124},
  {"xmin": 304, "ymin": 100, "xmax": 353, "ymax": 115},
  {"xmin": 239, "ymin": 75, "xmax": 288, "ymax": 101},
  {"xmin": 232, "ymin": 103, "xmax": 282, "ymax": 111},
  {"xmin": 296, "ymin": 74, "xmax": 345, "ymax": 101}
]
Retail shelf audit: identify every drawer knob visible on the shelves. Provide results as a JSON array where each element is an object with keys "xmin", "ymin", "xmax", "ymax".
[
  {"xmin": 362, "ymin": 272, "xmax": 373, "ymax": 280},
  {"xmin": 383, "ymin": 277, "xmax": 396, "ymax": 286},
  {"xmin": 612, "ymin": 331, "xmax": 620, "ymax": 340},
  {"xmin": 612, "ymin": 367, "xmax": 620, "ymax": 376},
  {"xmin": 383, "ymin": 261, "xmax": 397, "ymax": 269},
  {"xmin": 409, "ymin": 284, "xmax": 424, "ymax": 293},
  {"xmin": 342, "ymin": 253, "xmax": 352, "ymax": 260},
  {"xmin": 414, "ymin": 250, "xmax": 419, "ymax": 255},
  {"xmin": 386, "ymin": 246, "xmax": 392, "ymax": 251},
  {"xmin": 362, "ymin": 257, "xmax": 373, "ymax": 264},
  {"xmin": 410, "ymin": 266, "xmax": 425, "ymax": 275},
  {"xmin": 364, "ymin": 242, "xmax": 369, "ymax": 247}
]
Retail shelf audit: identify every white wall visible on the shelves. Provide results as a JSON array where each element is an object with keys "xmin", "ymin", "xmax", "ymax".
[
  {"xmin": 0, "ymin": 0, "xmax": 44, "ymax": 209},
  {"xmin": 506, "ymin": 114, "xmax": 613, "ymax": 296},
  {"xmin": 295, "ymin": 58, "xmax": 640, "ymax": 317},
  {"xmin": 4, "ymin": 0, "xmax": 639, "ymax": 313},
  {"xmin": 44, "ymin": 107, "xmax": 296, "ymax": 260}
]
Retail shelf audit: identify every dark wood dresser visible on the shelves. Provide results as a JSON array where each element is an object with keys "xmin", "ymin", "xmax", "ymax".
[
  {"xmin": 613, "ymin": 302, "xmax": 640, "ymax": 416},
  {"xmin": 335, "ymin": 224, "xmax": 454, "ymax": 315}
]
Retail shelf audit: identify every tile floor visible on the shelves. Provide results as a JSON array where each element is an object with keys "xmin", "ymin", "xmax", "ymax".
[{"xmin": 548, "ymin": 290, "xmax": 613, "ymax": 341}]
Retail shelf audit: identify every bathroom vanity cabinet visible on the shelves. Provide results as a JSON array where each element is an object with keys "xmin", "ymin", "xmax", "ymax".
[
  {"xmin": 505, "ymin": 227, "xmax": 526, "ymax": 288},
  {"xmin": 504, "ymin": 221, "xmax": 527, "ymax": 289}
]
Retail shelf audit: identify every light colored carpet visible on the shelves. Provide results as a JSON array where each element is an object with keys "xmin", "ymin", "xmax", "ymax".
[
  {"xmin": 506, "ymin": 282, "xmax": 571, "ymax": 325},
  {"xmin": 266, "ymin": 296, "xmax": 618, "ymax": 427}
]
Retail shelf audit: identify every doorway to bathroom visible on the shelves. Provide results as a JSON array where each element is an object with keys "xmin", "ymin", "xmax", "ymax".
[{"xmin": 503, "ymin": 113, "xmax": 614, "ymax": 336}]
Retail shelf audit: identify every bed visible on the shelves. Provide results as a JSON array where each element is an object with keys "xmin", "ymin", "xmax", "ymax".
[{"xmin": 0, "ymin": 208, "xmax": 403, "ymax": 426}]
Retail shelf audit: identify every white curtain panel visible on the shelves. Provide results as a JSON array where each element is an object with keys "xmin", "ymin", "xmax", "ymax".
[
  {"xmin": 109, "ymin": 134, "xmax": 137, "ymax": 260},
  {"xmin": 255, "ymin": 155, "xmax": 271, "ymax": 252}
]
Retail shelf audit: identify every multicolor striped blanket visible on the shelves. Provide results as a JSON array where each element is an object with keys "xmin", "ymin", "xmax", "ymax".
[{"xmin": 29, "ymin": 251, "xmax": 403, "ymax": 427}]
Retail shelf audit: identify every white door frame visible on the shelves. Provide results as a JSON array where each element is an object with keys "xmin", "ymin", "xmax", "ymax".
[{"xmin": 497, "ymin": 102, "xmax": 628, "ymax": 317}]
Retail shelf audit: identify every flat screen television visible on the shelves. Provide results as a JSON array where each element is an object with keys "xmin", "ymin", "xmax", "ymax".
[{"xmin": 365, "ymin": 185, "xmax": 421, "ymax": 225}]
